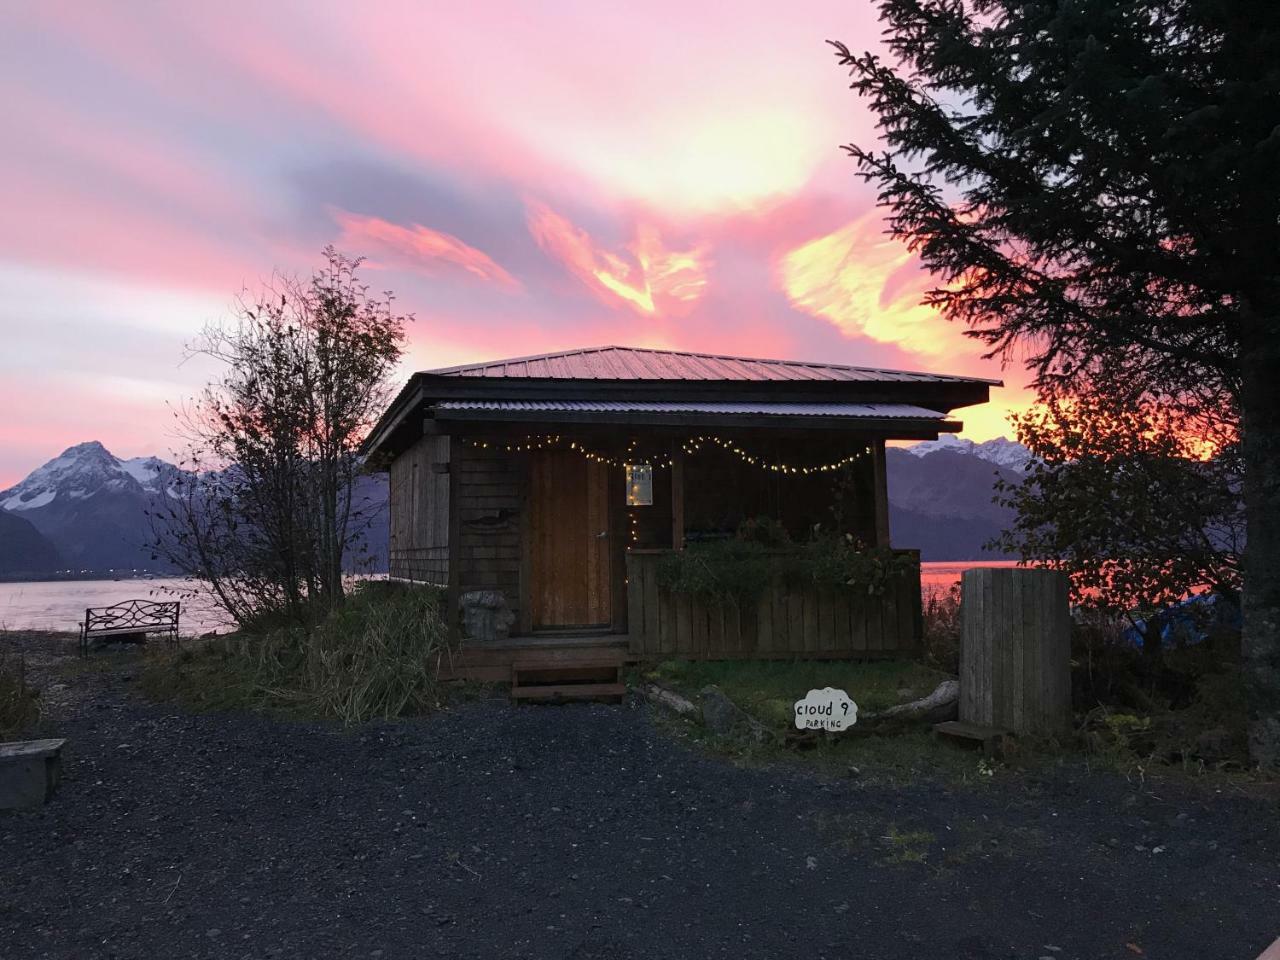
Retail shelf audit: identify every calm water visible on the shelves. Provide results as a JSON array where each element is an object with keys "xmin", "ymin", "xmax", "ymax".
[
  {"xmin": 0, "ymin": 578, "xmax": 233, "ymax": 636},
  {"xmin": 0, "ymin": 561, "xmax": 1010, "ymax": 636}
]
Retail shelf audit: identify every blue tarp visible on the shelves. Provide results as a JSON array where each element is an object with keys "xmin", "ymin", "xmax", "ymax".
[{"xmin": 1121, "ymin": 592, "xmax": 1241, "ymax": 649}]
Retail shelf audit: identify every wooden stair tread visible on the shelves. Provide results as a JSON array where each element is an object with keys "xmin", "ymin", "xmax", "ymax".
[
  {"xmin": 934, "ymin": 720, "xmax": 1009, "ymax": 741},
  {"xmin": 511, "ymin": 682, "xmax": 626, "ymax": 700}
]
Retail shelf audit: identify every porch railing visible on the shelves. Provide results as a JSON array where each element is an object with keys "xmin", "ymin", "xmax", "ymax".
[
  {"xmin": 389, "ymin": 546, "xmax": 449, "ymax": 587},
  {"xmin": 625, "ymin": 548, "xmax": 922, "ymax": 660}
]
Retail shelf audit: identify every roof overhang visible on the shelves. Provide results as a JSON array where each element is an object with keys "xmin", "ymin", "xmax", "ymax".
[
  {"xmin": 426, "ymin": 399, "xmax": 962, "ymax": 439},
  {"xmin": 362, "ymin": 358, "xmax": 996, "ymax": 459}
]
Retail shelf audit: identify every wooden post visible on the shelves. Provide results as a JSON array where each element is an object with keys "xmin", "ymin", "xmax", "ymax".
[
  {"xmin": 670, "ymin": 450, "xmax": 685, "ymax": 551},
  {"xmin": 960, "ymin": 567, "xmax": 1071, "ymax": 736},
  {"xmin": 870, "ymin": 438, "xmax": 891, "ymax": 547}
]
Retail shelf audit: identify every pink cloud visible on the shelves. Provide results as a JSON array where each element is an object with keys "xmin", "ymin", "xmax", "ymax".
[
  {"xmin": 525, "ymin": 200, "xmax": 709, "ymax": 316},
  {"xmin": 332, "ymin": 209, "xmax": 521, "ymax": 290}
]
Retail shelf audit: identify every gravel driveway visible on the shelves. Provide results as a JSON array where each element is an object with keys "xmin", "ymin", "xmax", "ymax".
[{"xmin": 2, "ymin": 646, "xmax": 1278, "ymax": 960}]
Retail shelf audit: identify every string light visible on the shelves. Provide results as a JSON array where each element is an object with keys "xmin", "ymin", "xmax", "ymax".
[
  {"xmin": 680, "ymin": 435, "xmax": 872, "ymax": 475},
  {"xmin": 464, "ymin": 434, "xmax": 871, "ymax": 475}
]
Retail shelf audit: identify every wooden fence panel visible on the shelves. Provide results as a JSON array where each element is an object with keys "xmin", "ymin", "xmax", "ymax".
[{"xmin": 625, "ymin": 549, "xmax": 922, "ymax": 660}]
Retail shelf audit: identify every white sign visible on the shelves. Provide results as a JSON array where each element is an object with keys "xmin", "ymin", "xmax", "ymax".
[
  {"xmin": 794, "ymin": 687, "xmax": 858, "ymax": 732},
  {"xmin": 625, "ymin": 463, "xmax": 653, "ymax": 506}
]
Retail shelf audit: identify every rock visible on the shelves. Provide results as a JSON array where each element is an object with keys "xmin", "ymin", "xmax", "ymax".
[
  {"xmin": 700, "ymin": 686, "xmax": 742, "ymax": 736},
  {"xmin": 699, "ymin": 685, "xmax": 773, "ymax": 743},
  {"xmin": 459, "ymin": 591, "xmax": 515, "ymax": 642}
]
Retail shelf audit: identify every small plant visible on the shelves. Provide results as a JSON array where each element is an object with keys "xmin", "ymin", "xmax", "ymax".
[
  {"xmin": 656, "ymin": 526, "xmax": 914, "ymax": 608},
  {"xmin": 0, "ymin": 650, "xmax": 40, "ymax": 738},
  {"xmin": 922, "ymin": 584, "xmax": 962, "ymax": 673}
]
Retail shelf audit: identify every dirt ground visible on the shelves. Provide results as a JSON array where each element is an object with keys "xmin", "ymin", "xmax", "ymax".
[{"xmin": 2, "ymin": 634, "xmax": 1278, "ymax": 960}]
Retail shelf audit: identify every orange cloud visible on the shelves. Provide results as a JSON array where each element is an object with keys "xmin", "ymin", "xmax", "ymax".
[
  {"xmin": 778, "ymin": 210, "xmax": 967, "ymax": 357},
  {"xmin": 332, "ymin": 209, "xmax": 520, "ymax": 290},
  {"xmin": 525, "ymin": 200, "xmax": 708, "ymax": 316}
]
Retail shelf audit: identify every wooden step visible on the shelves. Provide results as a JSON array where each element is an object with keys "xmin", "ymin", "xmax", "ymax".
[
  {"xmin": 933, "ymin": 720, "xmax": 1011, "ymax": 757},
  {"xmin": 510, "ymin": 682, "xmax": 626, "ymax": 702}
]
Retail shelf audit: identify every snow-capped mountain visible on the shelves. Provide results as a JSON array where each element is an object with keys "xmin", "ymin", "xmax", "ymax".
[
  {"xmin": 0, "ymin": 441, "xmax": 180, "ymax": 514},
  {"xmin": 0, "ymin": 442, "xmax": 186, "ymax": 573},
  {"xmin": 0, "ymin": 441, "xmax": 390, "ymax": 577},
  {"xmin": 903, "ymin": 434, "xmax": 1032, "ymax": 471}
]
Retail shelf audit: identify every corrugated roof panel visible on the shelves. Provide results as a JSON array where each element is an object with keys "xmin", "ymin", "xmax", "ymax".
[
  {"xmin": 434, "ymin": 400, "xmax": 950, "ymax": 419},
  {"xmin": 423, "ymin": 346, "xmax": 999, "ymax": 386}
]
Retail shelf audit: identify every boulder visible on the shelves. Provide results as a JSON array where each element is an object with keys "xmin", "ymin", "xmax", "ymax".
[
  {"xmin": 459, "ymin": 591, "xmax": 515, "ymax": 642},
  {"xmin": 699, "ymin": 685, "xmax": 773, "ymax": 743}
]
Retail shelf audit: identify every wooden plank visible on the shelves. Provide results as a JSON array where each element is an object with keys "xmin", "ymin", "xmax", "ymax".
[
  {"xmin": 675, "ymin": 591, "xmax": 693, "ymax": 656},
  {"xmin": 813, "ymin": 590, "xmax": 831, "ymax": 653},
  {"xmin": 753, "ymin": 590, "xmax": 771, "ymax": 655},
  {"xmin": 802, "ymin": 587, "xmax": 819, "ymax": 656},
  {"xmin": 640, "ymin": 552, "xmax": 659, "ymax": 656},
  {"xmin": 511, "ymin": 682, "xmax": 625, "ymax": 701},
  {"xmin": 772, "ymin": 586, "xmax": 791, "ymax": 656},
  {"xmin": 848, "ymin": 590, "xmax": 868, "ymax": 654},
  {"xmin": 708, "ymin": 601, "xmax": 725, "ymax": 661},
  {"xmin": 626, "ymin": 554, "xmax": 643, "ymax": 656},
  {"xmin": 871, "ymin": 438, "xmax": 891, "ymax": 547},
  {"xmin": 788, "ymin": 588, "xmax": 805, "ymax": 657}
]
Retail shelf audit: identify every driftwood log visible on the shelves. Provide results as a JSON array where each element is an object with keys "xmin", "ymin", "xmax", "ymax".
[
  {"xmin": 642, "ymin": 683, "xmax": 698, "ymax": 716},
  {"xmin": 786, "ymin": 680, "xmax": 960, "ymax": 747}
]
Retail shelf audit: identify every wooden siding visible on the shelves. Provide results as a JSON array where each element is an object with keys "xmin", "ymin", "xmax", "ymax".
[
  {"xmin": 626, "ymin": 549, "xmax": 922, "ymax": 659},
  {"xmin": 452, "ymin": 441, "xmax": 525, "ymax": 627},
  {"xmin": 388, "ymin": 434, "xmax": 450, "ymax": 564}
]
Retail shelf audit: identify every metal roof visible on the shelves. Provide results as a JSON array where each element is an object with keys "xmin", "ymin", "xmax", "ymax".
[
  {"xmin": 425, "ymin": 346, "xmax": 1000, "ymax": 386},
  {"xmin": 435, "ymin": 400, "xmax": 950, "ymax": 419}
]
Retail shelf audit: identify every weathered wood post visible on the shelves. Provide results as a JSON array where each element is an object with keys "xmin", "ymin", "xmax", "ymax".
[{"xmin": 960, "ymin": 567, "xmax": 1071, "ymax": 736}]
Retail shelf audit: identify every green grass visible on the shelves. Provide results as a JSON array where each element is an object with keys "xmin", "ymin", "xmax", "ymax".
[
  {"xmin": 638, "ymin": 657, "xmax": 996, "ymax": 784},
  {"xmin": 641, "ymin": 657, "xmax": 952, "ymax": 728}
]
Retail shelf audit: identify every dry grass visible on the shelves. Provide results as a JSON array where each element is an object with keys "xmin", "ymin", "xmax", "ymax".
[
  {"xmin": 142, "ymin": 581, "xmax": 454, "ymax": 724},
  {"xmin": 0, "ymin": 648, "xmax": 40, "ymax": 739}
]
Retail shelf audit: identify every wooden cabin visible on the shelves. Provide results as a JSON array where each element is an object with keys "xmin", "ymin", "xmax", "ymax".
[{"xmin": 363, "ymin": 346, "xmax": 997, "ymax": 693}]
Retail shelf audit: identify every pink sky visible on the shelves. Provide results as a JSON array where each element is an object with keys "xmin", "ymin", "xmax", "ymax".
[{"xmin": 0, "ymin": 1, "xmax": 1034, "ymax": 488}]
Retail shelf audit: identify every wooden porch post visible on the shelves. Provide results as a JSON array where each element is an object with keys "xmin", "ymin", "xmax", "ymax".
[
  {"xmin": 871, "ymin": 438, "xmax": 891, "ymax": 548},
  {"xmin": 670, "ymin": 448, "xmax": 685, "ymax": 550},
  {"xmin": 445, "ymin": 435, "xmax": 463, "ymax": 638}
]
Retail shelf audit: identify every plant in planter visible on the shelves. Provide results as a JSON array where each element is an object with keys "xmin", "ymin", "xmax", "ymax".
[{"xmin": 657, "ymin": 519, "xmax": 912, "ymax": 607}]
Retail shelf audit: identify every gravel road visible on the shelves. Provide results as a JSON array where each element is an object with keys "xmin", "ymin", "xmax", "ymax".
[{"xmin": 2, "ymin": 642, "xmax": 1278, "ymax": 960}]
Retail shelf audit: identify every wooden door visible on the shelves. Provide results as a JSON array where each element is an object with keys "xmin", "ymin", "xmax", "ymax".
[{"xmin": 529, "ymin": 449, "xmax": 612, "ymax": 629}]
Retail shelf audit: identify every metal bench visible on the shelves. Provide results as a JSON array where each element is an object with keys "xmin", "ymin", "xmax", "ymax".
[{"xmin": 79, "ymin": 599, "xmax": 180, "ymax": 657}]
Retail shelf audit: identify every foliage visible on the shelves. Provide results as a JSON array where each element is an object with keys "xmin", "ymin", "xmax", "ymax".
[
  {"xmin": 734, "ymin": 515, "xmax": 792, "ymax": 547},
  {"xmin": 992, "ymin": 387, "xmax": 1243, "ymax": 661},
  {"xmin": 0, "ymin": 649, "xmax": 40, "ymax": 739},
  {"xmin": 142, "ymin": 582, "xmax": 452, "ymax": 724},
  {"xmin": 655, "ymin": 529, "xmax": 914, "ymax": 607},
  {"xmin": 152, "ymin": 248, "xmax": 408, "ymax": 627},
  {"xmin": 921, "ymin": 583, "xmax": 962, "ymax": 674},
  {"xmin": 831, "ymin": 2, "xmax": 1280, "ymax": 767},
  {"xmin": 656, "ymin": 539, "xmax": 774, "ymax": 606}
]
